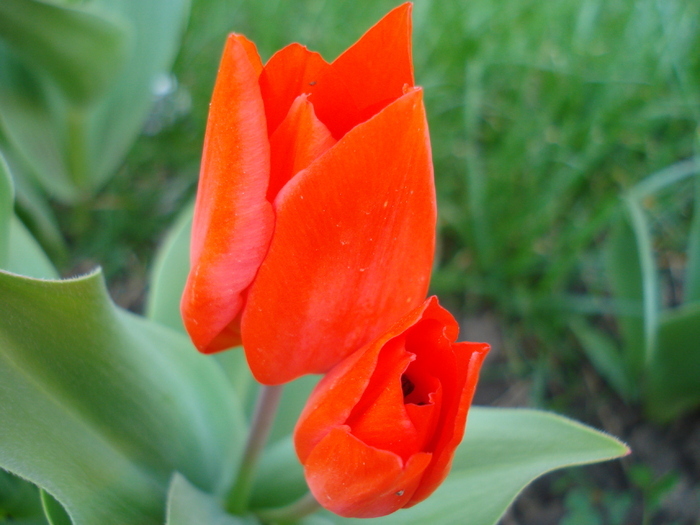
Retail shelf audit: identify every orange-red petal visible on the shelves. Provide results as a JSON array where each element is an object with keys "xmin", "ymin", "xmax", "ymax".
[
  {"xmin": 295, "ymin": 297, "xmax": 490, "ymax": 517},
  {"xmin": 407, "ymin": 340, "xmax": 489, "ymax": 506},
  {"xmin": 267, "ymin": 94, "xmax": 336, "ymax": 202},
  {"xmin": 345, "ymin": 340, "xmax": 420, "ymax": 461},
  {"xmin": 181, "ymin": 34, "xmax": 274, "ymax": 353},
  {"xmin": 241, "ymin": 87, "xmax": 435, "ymax": 384},
  {"xmin": 310, "ymin": 2, "xmax": 414, "ymax": 138},
  {"xmin": 405, "ymin": 381, "xmax": 442, "ymax": 452},
  {"xmin": 295, "ymin": 297, "xmax": 454, "ymax": 462},
  {"xmin": 259, "ymin": 43, "xmax": 330, "ymax": 136},
  {"xmin": 236, "ymin": 35, "xmax": 264, "ymax": 76},
  {"xmin": 304, "ymin": 427, "xmax": 432, "ymax": 518}
]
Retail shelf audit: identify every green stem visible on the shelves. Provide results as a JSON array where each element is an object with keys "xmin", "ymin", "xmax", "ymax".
[
  {"xmin": 227, "ymin": 384, "xmax": 284, "ymax": 515},
  {"xmin": 256, "ymin": 492, "xmax": 321, "ymax": 524}
]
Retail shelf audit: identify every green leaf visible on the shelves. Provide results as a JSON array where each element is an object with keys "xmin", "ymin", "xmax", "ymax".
[
  {"xmin": 621, "ymin": 201, "xmax": 659, "ymax": 360},
  {"xmin": 623, "ymin": 158, "xmax": 700, "ymax": 363},
  {"xmin": 646, "ymin": 301, "xmax": 700, "ymax": 421},
  {"xmin": 147, "ymin": 201, "xmax": 193, "ymax": 333},
  {"xmin": 0, "ymin": 152, "xmax": 12, "ymax": 265},
  {"xmin": 335, "ymin": 408, "xmax": 628, "ymax": 525},
  {"xmin": 603, "ymin": 216, "xmax": 645, "ymax": 378},
  {"xmin": 86, "ymin": 0, "xmax": 191, "ymax": 194},
  {"xmin": 0, "ymin": 470, "xmax": 45, "ymax": 522},
  {"xmin": 8, "ymin": 152, "xmax": 68, "ymax": 262},
  {"xmin": 39, "ymin": 491, "xmax": 71, "ymax": 525},
  {"xmin": 6, "ymin": 215, "xmax": 58, "ymax": 279},
  {"xmin": 250, "ymin": 438, "xmax": 307, "ymax": 510},
  {"xmin": 0, "ymin": 151, "xmax": 57, "ymax": 279},
  {"xmin": 569, "ymin": 316, "xmax": 636, "ymax": 400},
  {"xmin": 214, "ymin": 350, "xmax": 256, "ymax": 407},
  {"xmin": 165, "ymin": 474, "xmax": 252, "ymax": 525},
  {"xmin": 0, "ymin": 270, "xmax": 245, "ymax": 524},
  {"xmin": 686, "ymin": 175, "xmax": 700, "ymax": 303},
  {"xmin": 268, "ymin": 376, "xmax": 321, "ymax": 446},
  {"xmin": 0, "ymin": 47, "xmax": 78, "ymax": 200},
  {"xmin": 0, "ymin": 0, "xmax": 190, "ymax": 201},
  {"xmin": 0, "ymin": 0, "xmax": 131, "ymax": 105}
]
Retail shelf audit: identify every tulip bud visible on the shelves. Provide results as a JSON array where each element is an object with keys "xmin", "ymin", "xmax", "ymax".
[{"xmin": 294, "ymin": 296, "xmax": 490, "ymax": 517}]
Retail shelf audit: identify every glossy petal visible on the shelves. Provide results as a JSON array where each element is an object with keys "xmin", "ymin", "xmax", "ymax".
[
  {"xmin": 259, "ymin": 43, "xmax": 330, "ymax": 136},
  {"xmin": 181, "ymin": 34, "xmax": 274, "ymax": 353},
  {"xmin": 407, "ymin": 339, "xmax": 490, "ymax": 506},
  {"xmin": 310, "ymin": 2, "xmax": 414, "ymax": 138},
  {"xmin": 267, "ymin": 94, "xmax": 336, "ymax": 202},
  {"xmin": 236, "ymin": 35, "xmax": 264, "ymax": 76},
  {"xmin": 294, "ymin": 335, "xmax": 383, "ymax": 463},
  {"xmin": 345, "ymin": 340, "xmax": 419, "ymax": 461},
  {"xmin": 304, "ymin": 427, "xmax": 432, "ymax": 518},
  {"xmin": 242, "ymin": 87, "xmax": 435, "ymax": 384},
  {"xmin": 295, "ymin": 297, "xmax": 490, "ymax": 518},
  {"xmin": 258, "ymin": 4, "xmax": 413, "ymax": 140}
]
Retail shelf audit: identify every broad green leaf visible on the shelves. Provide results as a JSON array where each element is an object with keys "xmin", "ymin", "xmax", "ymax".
[
  {"xmin": 0, "ymin": 151, "xmax": 57, "ymax": 279},
  {"xmin": 0, "ymin": 0, "xmax": 131, "ymax": 105},
  {"xmin": 147, "ymin": 201, "xmax": 193, "ymax": 333},
  {"xmin": 0, "ymin": 270, "xmax": 244, "ymax": 524},
  {"xmin": 0, "ymin": 470, "xmax": 45, "ymax": 522},
  {"xmin": 216, "ymin": 350, "xmax": 255, "ymax": 407},
  {"xmin": 646, "ymin": 301, "xmax": 700, "ymax": 422},
  {"xmin": 334, "ymin": 408, "xmax": 628, "ymax": 525},
  {"xmin": 0, "ymin": 0, "xmax": 190, "ymax": 201},
  {"xmin": 165, "ymin": 474, "xmax": 251, "ymax": 525},
  {"xmin": 6, "ymin": 215, "xmax": 58, "ymax": 279},
  {"xmin": 0, "ymin": 41, "xmax": 85, "ymax": 201},
  {"xmin": 0, "ymin": 152, "xmax": 12, "ymax": 265},
  {"xmin": 0, "ymin": 513, "xmax": 46, "ymax": 523},
  {"xmin": 87, "ymin": 0, "xmax": 191, "ymax": 194},
  {"xmin": 250, "ymin": 438, "xmax": 307, "ymax": 510},
  {"xmin": 0, "ymin": 319, "xmax": 164, "ymax": 523},
  {"xmin": 8, "ymin": 151, "xmax": 68, "ymax": 261},
  {"xmin": 603, "ymin": 216, "xmax": 645, "ymax": 378},
  {"xmin": 39, "ymin": 491, "xmax": 70, "ymax": 525}
]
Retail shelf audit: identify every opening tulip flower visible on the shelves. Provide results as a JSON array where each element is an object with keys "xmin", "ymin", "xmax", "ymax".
[
  {"xmin": 294, "ymin": 296, "xmax": 490, "ymax": 518},
  {"xmin": 181, "ymin": 3, "xmax": 436, "ymax": 385}
]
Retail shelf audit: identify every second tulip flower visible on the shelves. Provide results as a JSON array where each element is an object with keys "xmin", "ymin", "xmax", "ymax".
[{"xmin": 294, "ymin": 296, "xmax": 490, "ymax": 517}]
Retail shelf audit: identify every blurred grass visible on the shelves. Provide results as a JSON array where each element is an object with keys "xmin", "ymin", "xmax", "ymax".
[{"xmin": 58, "ymin": 0, "xmax": 699, "ymax": 370}]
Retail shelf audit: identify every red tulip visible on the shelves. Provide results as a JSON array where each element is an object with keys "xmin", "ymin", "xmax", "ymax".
[
  {"xmin": 294, "ymin": 296, "xmax": 490, "ymax": 518},
  {"xmin": 181, "ymin": 3, "xmax": 436, "ymax": 385}
]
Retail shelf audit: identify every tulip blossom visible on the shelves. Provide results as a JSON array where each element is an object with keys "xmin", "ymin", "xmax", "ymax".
[
  {"xmin": 181, "ymin": 3, "xmax": 436, "ymax": 385},
  {"xmin": 294, "ymin": 296, "xmax": 490, "ymax": 518}
]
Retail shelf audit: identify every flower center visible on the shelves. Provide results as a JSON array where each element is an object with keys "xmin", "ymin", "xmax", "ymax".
[
  {"xmin": 401, "ymin": 374, "xmax": 415, "ymax": 397},
  {"xmin": 401, "ymin": 371, "xmax": 431, "ymax": 406}
]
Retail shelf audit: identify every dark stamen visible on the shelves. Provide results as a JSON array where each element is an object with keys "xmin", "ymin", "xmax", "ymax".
[{"xmin": 401, "ymin": 375, "xmax": 415, "ymax": 397}]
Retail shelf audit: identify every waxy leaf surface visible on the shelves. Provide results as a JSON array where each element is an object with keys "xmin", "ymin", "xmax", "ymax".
[
  {"xmin": 0, "ymin": 270, "xmax": 244, "ymax": 525},
  {"xmin": 0, "ymin": 0, "xmax": 190, "ymax": 201},
  {"xmin": 332, "ymin": 408, "xmax": 628, "ymax": 525}
]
